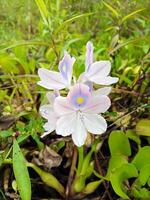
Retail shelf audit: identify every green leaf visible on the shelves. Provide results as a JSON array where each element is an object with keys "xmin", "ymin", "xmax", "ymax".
[
  {"xmin": 83, "ymin": 180, "xmax": 103, "ymax": 195},
  {"xmin": 138, "ymin": 164, "xmax": 150, "ymax": 186},
  {"xmin": 126, "ymin": 129, "xmax": 141, "ymax": 146},
  {"xmin": 102, "ymin": 1, "xmax": 119, "ymax": 18},
  {"xmin": 136, "ymin": 119, "xmax": 150, "ymax": 136},
  {"xmin": 0, "ymin": 41, "xmax": 49, "ymax": 51},
  {"xmin": 109, "ymin": 130, "xmax": 131, "ymax": 156},
  {"xmin": 55, "ymin": 13, "xmax": 93, "ymax": 34},
  {"xmin": 31, "ymin": 132, "xmax": 44, "ymax": 150},
  {"xmin": 148, "ymin": 177, "xmax": 150, "ymax": 187},
  {"xmin": 109, "ymin": 34, "xmax": 119, "ymax": 51},
  {"xmin": 106, "ymin": 155, "xmax": 128, "ymax": 178},
  {"xmin": 0, "ymin": 53, "xmax": 19, "ymax": 74},
  {"xmin": 132, "ymin": 146, "xmax": 150, "ymax": 170},
  {"xmin": 110, "ymin": 163, "xmax": 138, "ymax": 199},
  {"xmin": 27, "ymin": 162, "xmax": 64, "ymax": 196},
  {"xmin": 0, "ymin": 130, "xmax": 13, "ymax": 138},
  {"xmin": 13, "ymin": 139, "xmax": 31, "ymax": 200},
  {"xmin": 34, "ymin": 0, "xmax": 49, "ymax": 25},
  {"xmin": 121, "ymin": 9, "xmax": 145, "ymax": 23}
]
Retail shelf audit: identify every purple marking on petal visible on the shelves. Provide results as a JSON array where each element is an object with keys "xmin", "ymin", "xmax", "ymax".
[
  {"xmin": 71, "ymin": 93, "xmax": 89, "ymax": 108},
  {"xmin": 85, "ymin": 41, "xmax": 94, "ymax": 72},
  {"xmin": 84, "ymin": 81, "xmax": 93, "ymax": 92},
  {"xmin": 54, "ymin": 90, "xmax": 60, "ymax": 97},
  {"xmin": 59, "ymin": 51, "xmax": 75, "ymax": 84},
  {"xmin": 59, "ymin": 57, "xmax": 68, "ymax": 80},
  {"xmin": 68, "ymin": 83, "xmax": 91, "ymax": 109}
]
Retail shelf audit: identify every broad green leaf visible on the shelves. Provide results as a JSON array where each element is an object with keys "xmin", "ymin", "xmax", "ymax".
[
  {"xmin": 13, "ymin": 139, "xmax": 31, "ymax": 200},
  {"xmin": 126, "ymin": 129, "xmax": 141, "ymax": 146},
  {"xmin": 132, "ymin": 146, "xmax": 150, "ymax": 170},
  {"xmin": 132, "ymin": 188, "xmax": 150, "ymax": 199},
  {"xmin": 138, "ymin": 164, "xmax": 150, "ymax": 186},
  {"xmin": 106, "ymin": 155, "xmax": 128, "ymax": 178},
  {"xmin": 109, "ymin": 130, "xmax": 131, "ymax": 156},
  {"xmin": 102, "ymin": 1, "xmax": 119, "ymax": 18},
  {"xmin": 136, "ymin": 119, "xmax": 150, "ymax": 136},
  {"xmin": 110, "ymin": 163, "xmax": 138, "ymax": 199},
  {"xmin": 148, "ymin": 177, "xmax": 150, "ymax": 187},
  {"xmin": 121, "ymin": 9, "xmax": 145, "ymax": 23}
]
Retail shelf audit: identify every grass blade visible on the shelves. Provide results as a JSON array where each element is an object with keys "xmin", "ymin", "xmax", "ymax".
[
  {"xmin": 102, "ymin": 1, "xmax": 119, "ymax": 18},
  {"xmin": 35, "ymin": 0, "xmax": 49, "ymax": 24},
  {"xmin": 121, "ymin": 8, "xmax": 145, "ymax": 23}
]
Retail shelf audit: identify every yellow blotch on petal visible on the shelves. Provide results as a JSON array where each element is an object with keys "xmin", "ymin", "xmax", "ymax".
[{"xmin": 76, "ymin": 97, "xmax": 84, "ymax": 104}]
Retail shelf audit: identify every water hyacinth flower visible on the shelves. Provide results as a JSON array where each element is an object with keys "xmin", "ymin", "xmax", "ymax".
[
  {"xmin": 54, "ymin": 83, "xmax": 111, "ymax": 146},
  {"xmin": 38, "ymin": 51, "xmax": 76, "ymax": 90},
  {"xmin": 79, "ymin": 41, "xmax": 119, "ymax": 85}
]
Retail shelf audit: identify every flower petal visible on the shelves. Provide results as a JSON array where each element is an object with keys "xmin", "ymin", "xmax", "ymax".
[
  {"xmin": 83, "ymin": 113, "xmax": 107, "ymax": 134},
  {"xmin": 41, "ymin": 121, "xmax": 56, "ymax": 138},
  {"xmin": 39, "ymin": 104, "xmax": 55, "ymax": 119},
  {"xmin": 93, "ymin": 87, "xmax": 111, "ymax": 96},
  {"xmin": 46, "ymin": 90, "xmax": 59, "ymax": 105},
  {"xmin": 94, "ymin": 76, "xmax": 119, "ymax": 85},
  {"xmin": 38, "ymin": 68, "xmax": 66, "ymax": 90},
  {"xmin": 56, "ymin": 113, "xmax": 76, "ymax": 136},
  {"xmin": 54, "ymin": 96, "xmax": 74, "ymax": 116},
  {"xmin": 86, "ymin": 61, "xmax": 111, "ymax": 83},
  {"xmin": 82, "ymin": 95, "xmax": 111, "ymax": 114},
  {"xmin": 72, "ymin": 113, "xmax": 87, "ymax": 147},
  {"xmin": 85, "ymin": 41, "xmax": 93, "ymax": 72},
  {"xmin": 58, "ymin": 51, "xmax": 76, "ymax": 85}
]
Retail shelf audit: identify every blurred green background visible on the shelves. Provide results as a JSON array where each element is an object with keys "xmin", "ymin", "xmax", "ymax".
[{"xmin": 0, "ymin": 0, "xmax": 149, "ymax": 115}]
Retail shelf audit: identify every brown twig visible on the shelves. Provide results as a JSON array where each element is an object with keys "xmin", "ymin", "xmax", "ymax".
[
  {"xmin": 94, "ymin": 153, "xmax": 113, "ymax": 200},
  {"xmin": 65, "ymin": 145, "xmax": 78, "ymax": 200}
]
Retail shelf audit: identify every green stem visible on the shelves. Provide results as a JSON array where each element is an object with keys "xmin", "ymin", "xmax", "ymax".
[
  {"xmin": 93, "ymin": 170, "xmax": 109, "ymax": 181},
  {"xmin": 76, "ymin": 146, "xmax": 84, "ymax": 176}
]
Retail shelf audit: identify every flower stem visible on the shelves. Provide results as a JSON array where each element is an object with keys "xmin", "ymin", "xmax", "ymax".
[{"xmin": 76, "ymin": 146, "xmax": 84, "ymax": 176}]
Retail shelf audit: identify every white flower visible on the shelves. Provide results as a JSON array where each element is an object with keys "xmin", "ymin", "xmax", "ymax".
[
  {"xmin": 78, "ymin": 41, "xmax": 119, "ymax": 85},
  {"xmin": 54, "ymin": 83, "xmax": 111, "ymax": 146},
  {"xmin": 37, "ymin": 51, "xmax": 76, "ymax": 90}
]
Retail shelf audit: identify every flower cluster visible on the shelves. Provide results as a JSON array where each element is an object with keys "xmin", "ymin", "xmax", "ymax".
[{"xmin": 37, "ymin": 42, "xmax": 118, "ymax": 146}]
